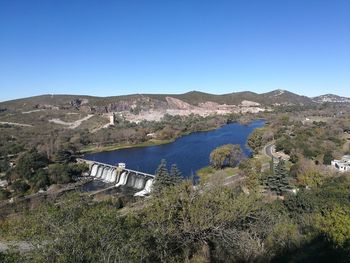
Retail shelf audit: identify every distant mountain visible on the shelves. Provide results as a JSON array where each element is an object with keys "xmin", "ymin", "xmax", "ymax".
[
  {"xmin": 146, "ymin": 89, "xmax": 313, "ymax": 106},
  {"xmin": 259, "ymin": 89, "xmax": 313, "ymax": 105},
  {"xmin": 313, "ymin": 94, "xmax": 350, "ymax": 103},
  {"xmin": 0, "ymin": 89, "xmax": 322, "ymax": 114}
]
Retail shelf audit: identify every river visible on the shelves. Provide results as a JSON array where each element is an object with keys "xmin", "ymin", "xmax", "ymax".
[{"xmin": 84, "ymin": 119, "xmax": 265, "ymax": 177}]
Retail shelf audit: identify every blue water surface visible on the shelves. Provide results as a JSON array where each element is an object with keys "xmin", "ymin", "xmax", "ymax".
[{"xmin": 84, "ymin": 120, "xmax": 265, "ymax": 177}]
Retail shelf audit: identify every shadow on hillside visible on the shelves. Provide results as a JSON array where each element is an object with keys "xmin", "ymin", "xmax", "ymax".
[{"xmin": 271, "ymin": 236, "xmax": 350, "ymax": 263}]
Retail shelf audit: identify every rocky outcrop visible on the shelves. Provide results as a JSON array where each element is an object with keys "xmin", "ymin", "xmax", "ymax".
[
  {"xmin": 240, "ymin": 100, "xmax": 261, "ymax": 107},
  {"xmin": 198, "ymin": 101, "xmax": 220, "ymax": 108},
  {"xmin": 313, "ymin": 94, "xmax": 350, "ymax": 103},
  {"xmin": 166, "ymin": 97, "xmax": 196, "ymax": 110}
]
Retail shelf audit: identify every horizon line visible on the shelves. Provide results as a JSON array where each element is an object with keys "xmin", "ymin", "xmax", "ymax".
[{"xmin": 0, "ymin": 89, "xmax": 348, "ymax": 103}]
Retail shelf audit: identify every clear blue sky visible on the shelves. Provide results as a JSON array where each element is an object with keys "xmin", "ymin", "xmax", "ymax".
[{"xmin": 0, "ymin": 0, "xmax": 349, "ymax": 101}]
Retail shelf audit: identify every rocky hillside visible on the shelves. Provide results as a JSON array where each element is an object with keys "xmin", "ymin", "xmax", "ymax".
[
  {"xmin": 313, "ymin": 94, "xmax": 350, "ymax": 103},
  {"xmin": 1, "ymin": 89, "xmax": 348, "ymax": 124},
  {"xmin": 0, "ymin": 89, "xmax": 315, "ymax": 114}
]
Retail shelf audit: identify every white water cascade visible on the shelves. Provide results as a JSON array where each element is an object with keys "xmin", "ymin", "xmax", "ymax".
[
  {"xmin": 126, "ymin": 173, "xmax": 136, "ymax": 187},
  {"xmin": 134, "ymin": 176, "xmax": 145, "ymax": 190},
  {"xmin": 109, "ymin": 169, "xmax": 117, "ymax": 182},
  {"xmin": 96, "ymin": 165, "xmax": 104, "ymax": 178},
  {"xmin": 100, "ymin": 167, "xmax": 109, "ymax": 181},
  {"xmin": 90, "ymin": 164, "xmax": 98, "ymax": 177},
  {"xmin": 134, "ymin": 179, "xmax": 154, "ymax": 196},
  {"xmin": 115, "ymin": 172, "xmax": 128, "ymax": 187},
  {"xmin": 86, "ymin": 161, "xmax": 155, "ymax": 196},
  {"xmin": 105, "ymin": 168, "xmax": 113, "ymax": 182}
]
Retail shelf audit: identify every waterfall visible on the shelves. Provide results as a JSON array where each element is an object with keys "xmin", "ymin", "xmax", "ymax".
[
  {"xmin": 90, "ymin": 164, "xmax": 98, "ymax": 177},
  {"xmin": 116, "ymin": 172, "xmax": 128, "ymax": 187},
  {"xmin": 86, "ymin": 161, "xmax": 156, "ymax": 196},
  {"xmin": 134, "ymin": 176, "xmax": 144, "ymax": 189},
  {"xmin": 101, "ymin": 167, "xmax": 109, "ymax": 181},
  {"xmin": 144, "ymin": 179, "xmax": 153, "ymax": 193},
  {"xmin": 96, "ymin": 165, "xmax": 104, "ymax": 178},
  {"xmin": 134, "ymin": 179, "xmax": 154, "ymax": 196},
  {"xmin": 106, "ymin": 168, "xmax": 114, "ymax": 182},
  {"xmin": 110, "ymin": 168, "xmax": 117, "ymax": 182},
  {"xmin": 104, "ymin": 168, "xmax": 111, "ymax": 182},
  {"xmin": 126, "ymin": 173, "xmax": 136, "ymax": 187}
]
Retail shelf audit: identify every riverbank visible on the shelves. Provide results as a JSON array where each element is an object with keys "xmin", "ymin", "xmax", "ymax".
[
  {"xmin": 81, "ymin": 139, "xmax": 175, "ymax": 154},
  {"xmin": 81, "ymin": 123, "xmax": 226, "ymax": 154},
  {"xmin": 82, "ymin": 120, "xmax": 266, "ymax": 176},
  {"xmin": 80, "ymin": 115, "xmax": 264, "ymax": 154}
]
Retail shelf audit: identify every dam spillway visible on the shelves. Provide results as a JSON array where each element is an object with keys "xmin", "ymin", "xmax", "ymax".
[{"xmin": 80, "ymin": 159, "xmax": 155, "ymax": 196}]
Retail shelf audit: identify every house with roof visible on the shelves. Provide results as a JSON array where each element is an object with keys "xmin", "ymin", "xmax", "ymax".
[{"xmin": 331, "ymin": 155, "xmax": 350, "ymax": 172}]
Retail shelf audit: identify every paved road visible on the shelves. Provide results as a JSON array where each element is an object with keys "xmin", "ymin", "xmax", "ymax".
[
  {"xmin": 262, "ymin": 142, "xmax": 281, "ymax": 165},
  {"xmin": 262, "ymin": 142, "xmax": 274, "ymax": 158}
]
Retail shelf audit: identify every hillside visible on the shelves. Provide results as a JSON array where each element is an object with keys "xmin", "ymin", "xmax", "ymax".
[
  {"xmin": 0, "ymin": 89, "xmax": 315, "ymax": 113},
  {"xmin": 313, "ymin": 94, "xmax": 350, "ymax": 103}
]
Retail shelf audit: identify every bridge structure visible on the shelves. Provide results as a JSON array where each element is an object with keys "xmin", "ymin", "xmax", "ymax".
[{"xmin": 77, "ymin": 159, "xmax": 155, "ymax": 196}]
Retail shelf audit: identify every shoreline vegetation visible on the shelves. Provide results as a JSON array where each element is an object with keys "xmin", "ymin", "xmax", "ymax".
[
  {"xmin": 81, "ymin": 118, "xmax": 262, "ymax": 154},
  {"xmin": 81, "ymin": 123, "xmax": 227, "ymax": 154},
  {"xmin": 80, "ymin": 139, "xmax": 174, "ymax": 154}
]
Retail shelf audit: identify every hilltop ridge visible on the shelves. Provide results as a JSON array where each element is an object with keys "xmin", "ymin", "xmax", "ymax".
[
  {"xmin": 0, "ymin": 89, "xmax": 315, "ymax": 107},
  {"xmin": 0, "ymin": 90, "xmax": 348, "ymax": 122}
]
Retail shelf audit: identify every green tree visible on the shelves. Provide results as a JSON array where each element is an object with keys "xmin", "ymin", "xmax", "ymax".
[
  {"xmin": 210, "ymin": 144, "xmax": 243, "ymax": 169},
  {"xmin": 297, "ymin": 169, "xmax": 325, "ymax": 188},
  {"xmin": 169, "ymin": 164, "xmax": 182, "ymax": 185},
  {"xmin": 263, "ymin": 159, "xmax": 291, "ymax": 195},
  {"xmin": 68, "ymin": 162, "xmax": 89, "ymax": 177},
  {"xmin": 0, "ymin": 156, "xmax": 10, "ymax": 173},
  {"xmin": 53, "ymin": 149, "xmax": 72, "ymax": 163},
  {"xmin": 0, "ymin": 251, "xmax": 22, "ymax": 263},
  {"xmin": 276, "ymin": 137, "xmax": 293, "ymax": 155},
  {"xmin": 48, "ymin": 164, "xmax": 73, "ymax": 184},
  {"xmin": 315, "ymin": 205, "xmax": 350, "ymax": 248},
  {"xmin": 29, "ymin": 169, "xmax": 50, "ymax": 191},
  {"xmin": 0, "ymin": 188, "xmax": 10, "ymax": 200},
  {"xmin": 323, "ymin": 151, "xmax": 334, "ymax": 165},
  {"xmin": 10, "ymin": 180, "xmax": 30, "ymax": 194},
  {"xmin": 293, "ymin": 158, "xmax": 326, "ymax": 188},
  {"xmin": 247, "ymin": 128, "xmax": 264, "ymax": 154},
  {"xmin": 15, "ymin": 149, "xmax": 49, "ymax": 180},
  {"xmin": 239, "ymin": 158, "xmax": 263, "ymax": 192},
  {"xmin": 152, "ymin": 160, "xmax": 182, "ymax": 195}
]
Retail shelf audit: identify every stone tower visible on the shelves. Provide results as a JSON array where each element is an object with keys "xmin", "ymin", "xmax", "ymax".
[{"xmin": 109, "ymin": 113, "xmax": 115, "ymax": 125}]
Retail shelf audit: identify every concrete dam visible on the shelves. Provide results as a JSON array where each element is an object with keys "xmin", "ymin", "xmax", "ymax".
[{"xmin": 79, "ymin": 159, "xmax": 155, "ymax": 196}]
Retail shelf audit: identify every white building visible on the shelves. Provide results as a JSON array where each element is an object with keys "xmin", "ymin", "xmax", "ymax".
[
  {"xmin": 331, "ymin": 155, "xmax": 350, "ymax": 172},
  {"xmin": 109, "ymin": 113, "xmax": 115, "ymax": 125},
  {"xmin": 118, "ymin": 163, "xmax": 126, "ymax": 169}
]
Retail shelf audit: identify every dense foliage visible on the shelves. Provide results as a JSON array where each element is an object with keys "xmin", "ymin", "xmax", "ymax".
[
  {"xmin": 1, "ymin": 174, "xmax": 350, "ymax": 262},
  {"xmin": 247, "ymin": 127, "xmax": 273, "ymax": 154},
  {"xmin": 152, "ymin": 160, "xmax": 182, "ymax": 196},
  {"xmin": 209, "ymin": 144, "xmax": 243, "ymax": 169},
  {"xmin": 1, "ymin": 148, "xmax": 88, "ymax": 197},
  {"xmin": 263, "ymin": 159, "xmax": 293, "ymax": 195},
  {"xmin": 274, "ymin": 119, "xmax": 345, "ymax": 163}
]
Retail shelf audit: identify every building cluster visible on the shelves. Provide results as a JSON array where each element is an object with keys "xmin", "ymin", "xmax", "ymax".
[{"xmin": 331, "ymin": 155, "xmax": 350, "ymax": 172}]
